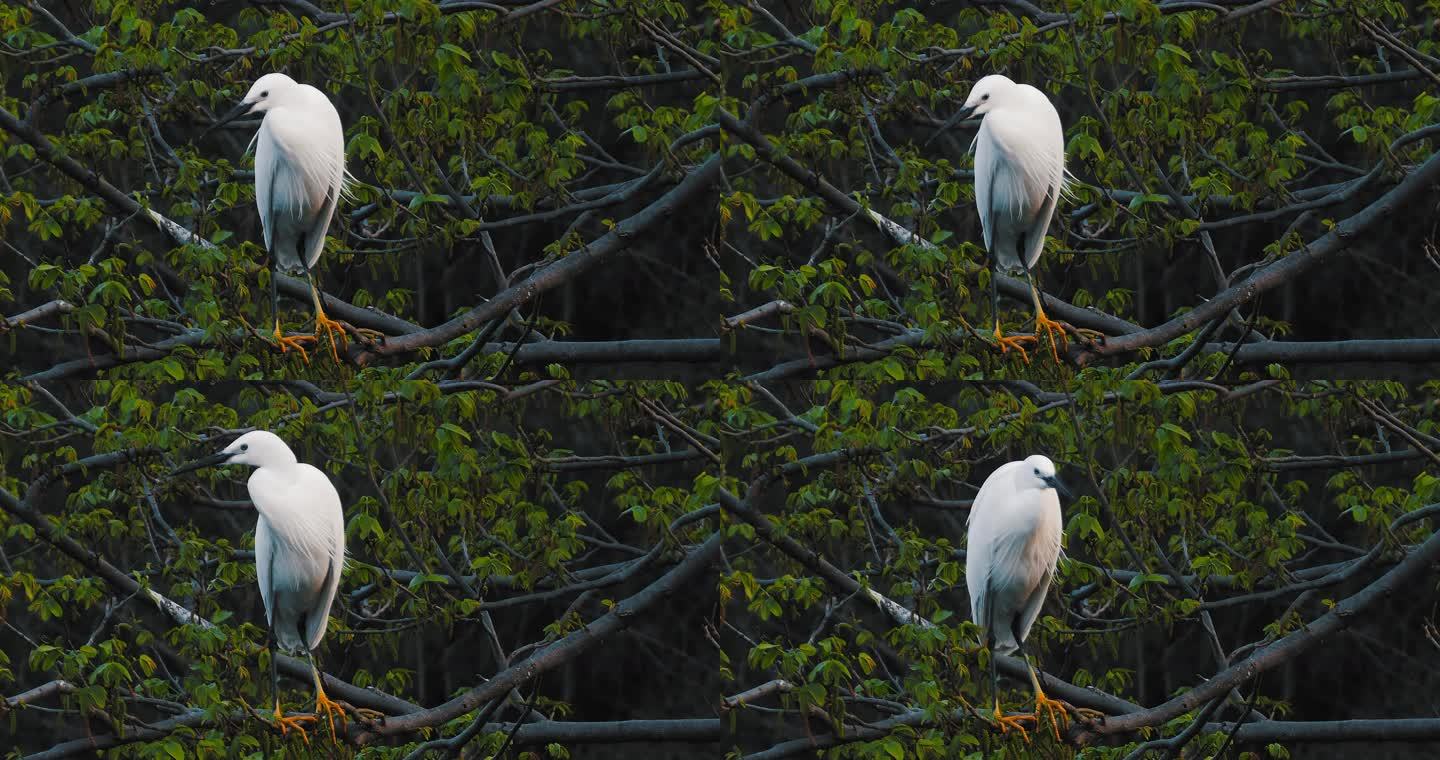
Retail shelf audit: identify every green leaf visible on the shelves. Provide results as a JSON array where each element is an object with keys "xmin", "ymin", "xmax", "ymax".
[
  {"xmin": 438, "ymin": 422, "xmax": 472, "ymax": 442},
  {"xmin": 438, "ymin": 43, "xmax": 472, "ymax": 61}
]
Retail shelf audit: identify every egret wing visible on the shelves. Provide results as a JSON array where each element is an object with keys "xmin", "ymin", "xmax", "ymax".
[
  {"xmin": 253, "ymin": 128, "xmax": 276, "ymax": 252},
  {"xmin": 256, "ymin": 123, "xmax": 311, "ymax": 267},
  {"xmin": 304, "ymin": 551, "xmax": 341, "ymax": 651},
  {"xmin": 254, "ymin": 516, "xmax": 275, "ymax": 627},
  {"xmin": 966, "ymin": 461, "xmax": 1022, "ymax": 627},
  {"xmin": 1014, "ymin": 490, "xmax": 1063, "ymax": 644},
  {"xmin": 293, "ymin": 86, "xmax": 346, "ymax": 271},
  {"xmin": 1014, "ymin": 566, "xmax": 1053, "ymax": 646},
  {"xmin": 972, "ymin": 125, "xmax": 998, "ymax": 253},
  {"xmin": 1013, "ymin": 85, "xmax": 1066, "ymax": 271},
  {"xmin": 1021, "ymin": 183, "xmax": 1058, "ymax": 272},
  {"xmin": 301, "ymin": 187, "xmax": 339, "ymax": 272},
  {"xmin": 978, "ymin": 524, "xmax": 1041, "ymax": 653},
  {"xmin": 300, "ymin": 463, "xmax": 346, "ymax": 651}
]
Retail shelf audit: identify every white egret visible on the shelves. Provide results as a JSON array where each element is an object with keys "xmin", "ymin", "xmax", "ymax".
[
  {"xmin": 209, "ymin": 73, "xmax": 349, "ymax": 361},
  {"xmin": 966, "ymin": 454, "xmax": 1072, "ymax": 739},
  {"xmin": 932, "ymin": 74, "xmax": 1070, "ymax": 362},
  {"xmin": 172, "ymin": 430, "xmax": 348, "ymax": 739}
]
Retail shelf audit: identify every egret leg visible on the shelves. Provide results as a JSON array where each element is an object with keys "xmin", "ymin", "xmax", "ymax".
[
  {"xmin": 1023, "ymin": 268, "xmax": 1070, "ymax": 364},
  {"xmin": 269, "ymin": 266, "xmax": 316, "ymax": 361},
  {"xmin": 304, "ymin": 269, "xmax": 348, "ymax": 363},
  {"xmin": 308, "ymin": 651, "xmax": 348, "ymax": 739},
  {"xmin": 1017, "ymin": 642, "xmax": 1068, "ymax": 742},
  {"xmin": 1020, "ymin": 643, "xmax": 1104, "ymax": 736},
  {"xmin": 985, "ymin": 639, "xmax": 1033, "ymax": 740},
  {"xmin": 269, "ymin": 633, "xmax": 278, "ymax": 715},
  {"xmin": 989, "ymin": 268, "xmax": 1037, "ymax": 361},
  {"xmin": 268, "ymin": 640, "xmax": 315, "ymax": 742}
]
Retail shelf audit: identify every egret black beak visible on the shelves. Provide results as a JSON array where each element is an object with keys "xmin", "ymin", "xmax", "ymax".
[
  {"xmin": 1044, "ymin": 475, "xmax": 1073, "ymax": 500},
  {"xmin": 926, "ymin": 103, "xmax": 978, "ymax": 146},
  {"xmin": 169, "ymin": 450, "xmax": 235, "ymax": 477},
  {"xmin": 202, "ymin": 101, "xmax": 254, "ymax": 137}
]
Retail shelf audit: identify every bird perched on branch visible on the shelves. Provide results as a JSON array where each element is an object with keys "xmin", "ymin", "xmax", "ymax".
[
  {"xmin": 209, "ymin": 73, "xmax": 351, "ymax": 362},
  {"xmin": 932, "ymin": 74, "xmax": 1074, "ymax": 362},
  {"xmin": 172, "ymin": 430, "xmax": 353, "ymax": 740},
  {"xmin": 966, "ymin": 454, "xmax": 1084, "ymax": 740}
]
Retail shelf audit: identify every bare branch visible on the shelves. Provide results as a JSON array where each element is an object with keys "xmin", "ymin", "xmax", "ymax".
[{"xmin": 358, "ymin": 532, "xmax": 722, "ymax": 741}]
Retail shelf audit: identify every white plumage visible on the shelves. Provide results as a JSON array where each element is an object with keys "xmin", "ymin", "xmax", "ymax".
[
  {"xmin": 213, "ymin": 72, "xmax": 351, "ymax": 360},
  {"xmin": 174, "ymin": 429, "xmax": 349, "ymax": 736},
  {"xmin": 966, "ymin": 455, "xmax": 1063, "ymax": 654},
  {"xmin": 933, "ymin": 74, "xmax": 1071, "ymax": 360},
  {"xmin": 245, "ymin": 73, "xmax": 346, "ymax": 274},
  {"xmin": 966, "ymin": 75, "xmax": 1066, "ymax": 275},
  {"xmin": 965, "ymin": 453, "xmax": 1075, "ymax": 736},
  {"xmin": 237, "ymin": 432, "xmax": 346, "ymax": 653}
]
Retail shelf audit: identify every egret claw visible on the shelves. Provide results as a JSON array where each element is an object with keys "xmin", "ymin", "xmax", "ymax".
[
  {"xmin": 1033, "ymin": 689, "xmax": 1070, "ymax": 742},
  {"xmin": 312, "ymin": 310, "xmax": 348, "ymax": 363},
  {"xmin": 313, "ymin": 686, "xmax": 348, "ymax": 738},
  {"xmin": 272, "ymin": 703, "xmax": 316, "ymax": 744},
  {"xmin": 272, "ymin": 322, "xmax": 315, "ymax": 363},
  {"xmin": 992, "ymin": 323, "xmax": 1037, "ymax": 363},
  {"xmin": 1032, "ymin": 310, "xmax": 1069, "ymax": 364},
  {"xmin": 990, "ymin": 704, "xmax": 1034, "ymax": 743}
]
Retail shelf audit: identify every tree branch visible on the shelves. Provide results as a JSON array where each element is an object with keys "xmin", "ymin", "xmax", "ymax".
[
  {"xmin": 1083, "ymin": 138, "xmax": 1440, "ymax": 363},
  {"xmin": 367, "ymin": 154, "xmax": 723, "ymax": 360},
  {"xmin": 1203, "ymin": 718, "xmax": 1440, "ymax": 744},
  {"xmin": 358, "ymin": 531, "xmax": 722, "ymax": 741},
  {"xmin": 714, "ymin": 487, "xmax": 1141, "ymax": 718},
  {"xmin": 1224, "ymin": 338, "xmax": 1440, "ymax": 365},
  {"xmin": 2, "ymin": 301, "xmax": 74, "ymax": 331},
  {"xmin": 0, "ymin": 484, "xmax": 419, "ymax": 718},
  {"xmin": 1081, "ymin": 511, "xmax": 1440, "ymax": 741}
]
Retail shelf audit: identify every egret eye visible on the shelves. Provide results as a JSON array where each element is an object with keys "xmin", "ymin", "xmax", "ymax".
[
  {"xmin": 240, "ymin": 444, "xmax": 249, "ymax": 452},
  {"xmin": 260, "ymin": 91, "xmax": 269, "ymax": 98},
  {"xmin": 1034, "ymin": 468, "xmax": 1040, "ymax": 476},
  {"xmin": 982, "ymin": 93, "xmax": 989, "ymax": 100}
]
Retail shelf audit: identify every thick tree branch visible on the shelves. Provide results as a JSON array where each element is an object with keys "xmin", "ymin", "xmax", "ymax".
[
  {"xmin": 1083, "ymin": 138, "xmax": 1440, "ymax": 363},
  {"xmin": 484, "ymin": 338, "xmax": 722, "ymax": 366},
  {"xmin": 368, "ymin": 154, "xmax": 723, "ymax": 359},
  {"xmin": 1081, "ymin": 512, "xmax": 1440, "ymax": 741},
  {"xmin": 2, "ymin": 300, "xmax": 74, "ymax": 331},
  {"xmin": 1203, "ymin": 718, "xmax": 1440, "ymax": 744},
  {"xmin": 1225, "ymin": 338, "xmax": 1440, "ymax": 365},
  {"xmin": 359, "ymin": 531, "xmax": 722, "ymax": 741},
  {"xmin": 23, "ymin": 709, "xmax": 222, "ymax": 760},
  {"xmin": 0, "ymin": 484, "xmax": 419, "ymax": 718},
  {"xmin": 485, "ymin": 717, "xmax": 720, "ymax": 745},
  {"xmin": 715, "ymin": 487, "xmax": 1141, "ymax": 718}
]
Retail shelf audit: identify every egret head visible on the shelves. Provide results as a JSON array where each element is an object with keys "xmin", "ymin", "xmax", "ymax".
[
  {"xmin": 219, "ymin": 430, "xmax": 298, "ymax": 468},
  {"xmin": 927, "ymin": 74, "xmax": 1019, "ymax": 144},
  {"xmin": 206, "ymin": 73, "xmax": 300, "ymax": 134},
  {"xmin": 959, "ymin": 74, "xmax": 1019, "ymax": 118},
  {"xmin": 170, "ymin": 430, "xmax": 297, "ymax": 476},
  {"xmin": 237, "ymin": 73, "xmax": 300, "ymax": 115},
  {"xmin": 1021, "ymin": 454, "xmax": 1072, "ymax": 498}
]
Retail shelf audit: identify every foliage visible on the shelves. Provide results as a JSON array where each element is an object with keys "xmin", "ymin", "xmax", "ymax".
[{"xmin": 3, "ymin": 0, "xmax": 1440, "ymax": 758}]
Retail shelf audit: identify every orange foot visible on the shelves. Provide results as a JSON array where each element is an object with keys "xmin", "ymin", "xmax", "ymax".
[
  {"xmin": 990, "ymin": 704, "xmax": 1035, "ymax": 742},
  {"xmin": 992, "ymin": 323, "xmax": 1038, "ymax": 363},
  {"xmin": 1033, "ymin": 688, "xmax": 1071, "ymax": 742},
  {"xmin": 272, "ymin": 702, "xmax": 315, "ymax": 744},
  {"xmin": 1032, "ymin": 309, "xmax": 1070, "ymax": 364},
  {"xmin": 351, "ymin": 705, "xmax": 386, "ymax": 728},
  {"xmin": 312, "ymin": 682, "xmax": 348, "ymax": 739},
  {"xmin": 272, "ymin": 321, "xmax": 316, "ymax": 362},
  {"xmin": 311, "ymin": 308, "xmax": 349, "ymax": 363}
]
